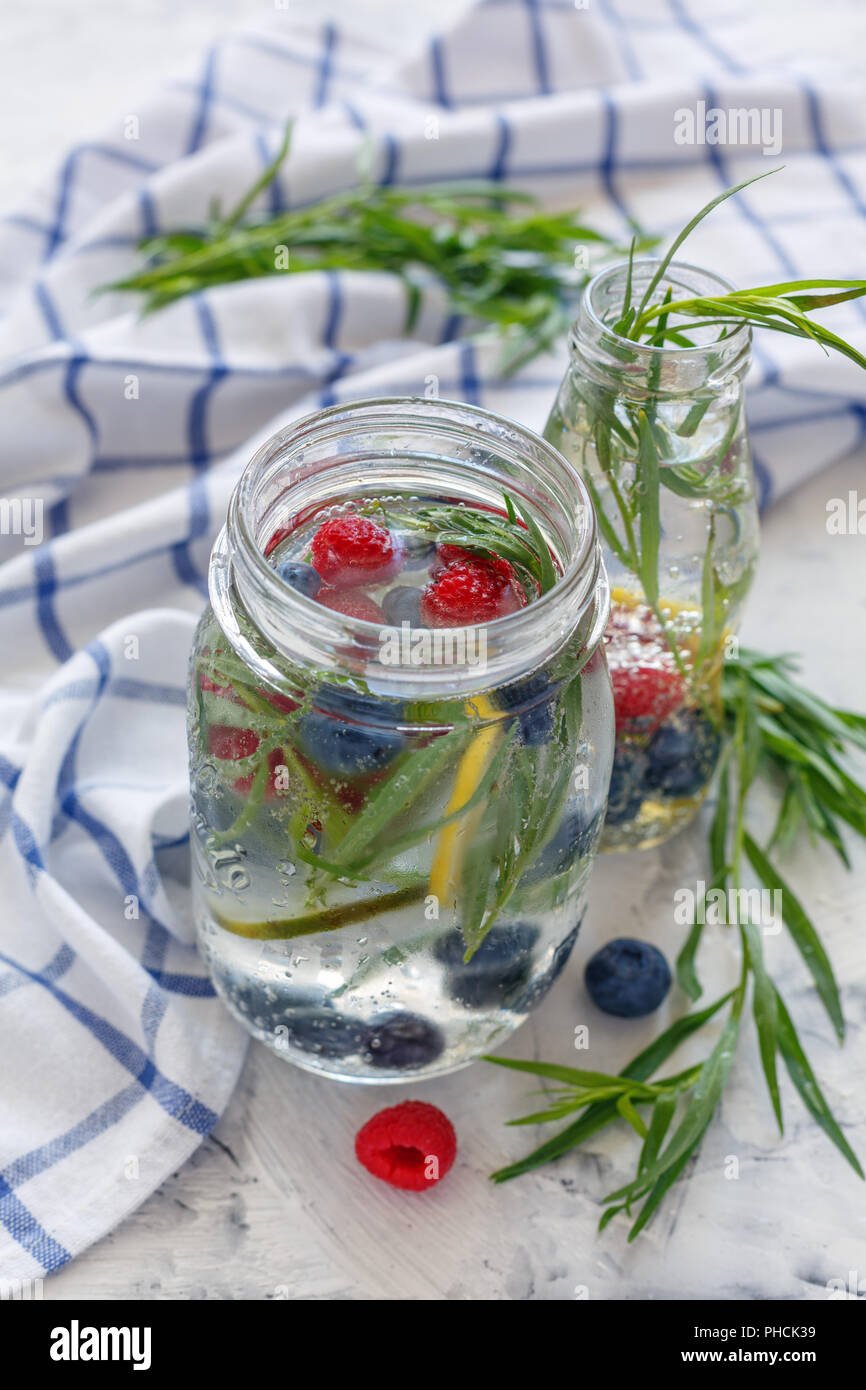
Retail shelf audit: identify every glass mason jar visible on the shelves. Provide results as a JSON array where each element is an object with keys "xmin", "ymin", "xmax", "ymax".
[
  {"xmin": 544, "ymin": 261, "xmax": 759, "ymax": 852},
  {"xmin": 188, "ymin": 397, "xmax": 614, "ymax": 1083}
]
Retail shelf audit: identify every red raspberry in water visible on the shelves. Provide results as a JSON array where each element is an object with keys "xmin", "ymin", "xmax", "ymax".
[
  {"xmin": 234, "ymin": 746, "xmax": 287, "ymax": 798},
  {"xmin": 317, "ymin": 589, "xmax": 385, "ymax": 623},
  {"xmin": 434, "ymin": 543, "xmax": 475, "ymax": 569},
  {"xmin": 207, "ymin": 725, "xmax": 260, "ymax": 760},
  {"xmin": 311, "ymin": 515, "xmax": 402, "ymax": 588},
  {"xmin": 610, "ymin": 663, "xmax": 684, "ymax": 731},
  {"xmin": 200, "ymin": 673, "xmax": 245, "ymax": 706},
  {"xmin": 255, "ymin": 687, "xmax": 299, "ymax": 715},
  {"xmin": 421, "ymin": 555, "xmax": 527, "ymax": 627},
  {"xmin": 355, "ymin": 1100, "xmax": 457, "ymax": 1192}
]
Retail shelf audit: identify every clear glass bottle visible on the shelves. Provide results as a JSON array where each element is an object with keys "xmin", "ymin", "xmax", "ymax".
[
  {"xmin": 189, "ymin": 397, "xmax": 614, "ymax": 1082},
  {"xmin": 544, "ymin": 261, "xmax": 759, "ymax": 851}
]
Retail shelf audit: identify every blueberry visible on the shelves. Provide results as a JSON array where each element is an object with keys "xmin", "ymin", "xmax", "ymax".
[
  {"xmin": 584, "ymin": 937, "xmax": 671, "ymax": 1018},
  {"xmin": 232, "ymin": 984, "xmax": 323, "ymax": 1017},
  {"xmin": 645, "ymin": 709, "xmax": 721, "ymax": 798},
  {"xmin": 285, "ymin": 1010, "xmax": 370, "ymax": 1058},
  {"xmin": 364, "ymin": 1011, "xmax": 445, "ymax": 1069},
  {"xmin": 435, "ymin": 922, "xmax": 539, "ymax": 1007},
  {"xmin": 275, "ymin": 559, "xmax": 321, "ymax": 599},
  {"xmin": 224, "ymin": 980, "xmax": 324, "ymax": 1032},
  {"xmin": 520, "ymin": 807, "xmax": 600, "ymax": 885},
  {"xmin": 496, "ymin": 672, "xmax": 555, "ymax": 746},
  {"xmin": 313, "ymin": 684, "xmax": 404, "ymax": 725},
  {"xmin": 511, "ymin": 920, "xmax": 581, "ymax": 1013},
  {"xmin": 382, "ymin": 585, "xmax": 423, "ymax": 627},
  {"xmin": 401, "ymin": 536, "xmax": 437, "ymax": 569},
  {"xmin": 296, "ymin": 709, "xmax": 406, "ymax": 776},
  {"xmin": 604, "ymin": 743, "xmax": 647, "ymax": 826}
]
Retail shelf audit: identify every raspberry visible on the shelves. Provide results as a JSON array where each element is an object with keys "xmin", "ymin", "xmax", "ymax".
[
  {"xmin": 355, "ymin": 1100, "xmax": 457, "ymax": 1191},
  {"xmin": 199, "ymin": 650, "xmax": 247, "ymax": 705},
  {"xmin": 200, "ymin": 673, "xmax": 246, "ymax": 706},
  {"xmin": 421, "ymin": 555, "xmax": 527, "ymax": 627},
  {"xmin": 234, "ymin": 746, "xmax": 287, "ymax": 798},
  {"xmin": 317, "ymin": 589, "xmax": 385, "ymax": 623},
  {"xmin": 207, "ymin": 725, "xmax": 260, "ymax": 760},
  {"xmin": 609, "ymin": 663, "xmax": 683, "ymax": 731},
  {"xmin": 255, "ymin": 687, "xmax": 299, "ymax": 715},
  {"xmin": 434, "ymin": 543, "xmax": 475, "ymax": 569},
  {"xmin": 293, "ymin": 747, "xmax": 382, "ymax": 812},
  {"xmin": 311, "ymin": 515, "xmax": 402, "ymax": 588}
]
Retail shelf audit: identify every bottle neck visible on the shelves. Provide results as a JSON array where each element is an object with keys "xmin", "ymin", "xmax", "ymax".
[{"xmin": 571, "ymin": 259, "xmax": 752, "ymax": 404}]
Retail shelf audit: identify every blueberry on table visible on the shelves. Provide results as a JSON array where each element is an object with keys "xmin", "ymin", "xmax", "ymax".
[
  {"xmin": 496, "ymin": 671, "xmax": 555, "ymax": 746},
  {"xmin": 275, "ymin": 559, "xmax": 321, "ymax": 599},
  {"xmin": 296, "ymin": 709, "xmax": 406, "ymax": 776},
  {"xmin": 604, "ymin": 743, "xmax": 648, "ymax": 826},
  {"xmin": 644, "ymin": 709, "xmax": 722, "ymax": 798},
  {"xmin": 584, "ymin": 937, "xmax": 671, "ymax": 1018},
  {"xmin": 364, "ymin": 1012, "xmax": 445, "ymax": 1069},
  {"xmin": 434, "ymin": 922, "xmax": 539, "ymax": 1007},
  {"xmin": 382, "ymin": 585, "xmax": 423, "ymax": 627},
  {"xmin": 520, "ymin": 807, "xmax": 600, "ymax": 885}
]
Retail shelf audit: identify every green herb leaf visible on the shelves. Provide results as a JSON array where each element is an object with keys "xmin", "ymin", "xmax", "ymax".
[
  {"xmin": 631, "ymin": 167, "xmax": 782, "ymax": 324},
  {"xmin": 106, "ymin": 157, "xmax": 638, "ymax": 365},
  {"xmin": 328, "ymin": 728, "xmax": 467, "ymax": 869},
  {"xmin": 487, "ymin": 992, "xmax": 732, "ymax": 1182},
  {"xmin": 742, "ymin": 921, "xmax": 782, "ymax": 1132},
  {"xmin": 510, "ymin": 494, "xmax": 557, "ymax": 594},
  {"xmin": 604, "ymin": 1012, "xmax": 742, "ymax": 1205},
  {"xmin": 627, "ymin": 1130, "xmax": 704, "ymax": 1241},
  {"xmin": 774, "ymin": 988, "xmax": 863, "ymax": 1179},
  {"xmin": 635, "ymin": 410, "xmax": 660, "ymax": 606},
  {"xmin": 744, "ymin": 832, "xmax": 844, "ymax": 1041}
]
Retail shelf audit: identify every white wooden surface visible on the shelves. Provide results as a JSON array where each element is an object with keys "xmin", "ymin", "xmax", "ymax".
[{"xmin": 5, "ymin": 0, "xmax": 866, "ymax": 1302}]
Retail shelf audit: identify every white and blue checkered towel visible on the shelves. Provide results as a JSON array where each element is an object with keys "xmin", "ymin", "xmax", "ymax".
[{"xmin": 1, "ymin": 0, "xmax": 865, "ymax": 1280}]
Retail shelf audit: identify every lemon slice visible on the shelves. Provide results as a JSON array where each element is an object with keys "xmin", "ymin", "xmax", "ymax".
[{"xmin": 429, "ymin": 693, "xmax": 502, "ymax": 909}]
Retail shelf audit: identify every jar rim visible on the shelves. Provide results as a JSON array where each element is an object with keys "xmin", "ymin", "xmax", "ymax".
[
  {"xmin": 213, "ymin": 396, "xmax": 609, "ymax": 700},
  {"xmin": 576, "ymin": 257, "xmax": 751, "ymax": 360}
]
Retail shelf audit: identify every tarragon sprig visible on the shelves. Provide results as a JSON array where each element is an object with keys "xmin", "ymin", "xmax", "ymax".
[
  {"xmin": 555, "ymin": 170, "xmax": 866, "ymax": 674},
  {"xmin": 104, "ymin": 124, "xmax": 642, "ymax": 369},
  {"xmin": 377, "ymin": 491, "xmax": 558, "ymax": 596},
  {"xmin": 487, "ymin": 648, "xmax": 865, "ymax": 1237}
]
